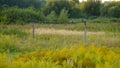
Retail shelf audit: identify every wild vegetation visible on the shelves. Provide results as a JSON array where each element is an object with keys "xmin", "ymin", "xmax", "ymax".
[
  {"xmin": 0, "ymin": 0, "xmax": 120, "ymax": 68},
  {"xmin": 0, "ymin": 22, "xmax": 120, "ymax": 68},
  {"xmin": 0, "ymin": 45, "xmax": 120, "ymax": 68},
  {"xmin": 0, "ymin": 0, "xmax": 120, "ymax": 24}
]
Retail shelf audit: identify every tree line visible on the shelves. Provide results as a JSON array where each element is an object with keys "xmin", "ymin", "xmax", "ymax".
[{"xmin": 0, "ymin": 0, "xmax": 120, "ymax": 24}]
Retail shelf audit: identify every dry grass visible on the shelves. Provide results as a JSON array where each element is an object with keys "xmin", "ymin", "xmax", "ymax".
[{"xmin": 34, "ymin": 28, "xmax": 105, "ymax": 35}]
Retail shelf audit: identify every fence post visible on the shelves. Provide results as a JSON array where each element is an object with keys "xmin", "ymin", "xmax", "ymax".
[
  {"xmin": 83, "ymin": 19, "xmax": 87, "ymax": 43},
  {"xmin": 32, "ymin": 22, "xmax": 35, "ymax": 39}
]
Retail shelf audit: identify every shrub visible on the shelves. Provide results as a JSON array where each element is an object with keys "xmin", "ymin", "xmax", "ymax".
[{"xmin": 0, "ymin": 7, "xmax": 45, "ymax": 24}]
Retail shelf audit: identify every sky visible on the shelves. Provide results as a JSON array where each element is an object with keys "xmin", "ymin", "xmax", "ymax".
[{"xmin": 79, "ymin": 0, "xmax": 119, "ymax": 3}]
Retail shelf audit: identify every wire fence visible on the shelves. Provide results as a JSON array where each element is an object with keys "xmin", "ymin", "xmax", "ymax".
[{"xmin": 31, "ymin": 21, "xmax": 120, "ymax": 47}]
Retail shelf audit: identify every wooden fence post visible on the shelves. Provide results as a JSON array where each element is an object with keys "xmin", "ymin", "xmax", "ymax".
[
  {"xmin": 32, "ymin": 22, "xmax": 35, "ymax": 39},
  {"xmin": 83, "ymin": 19, "xmax": 87, "ymax": 43}
]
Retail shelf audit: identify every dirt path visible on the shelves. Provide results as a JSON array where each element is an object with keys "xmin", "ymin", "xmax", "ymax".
[{"xmin": 33, "ymin": 28, "xmax": 105, "ymax": 35}]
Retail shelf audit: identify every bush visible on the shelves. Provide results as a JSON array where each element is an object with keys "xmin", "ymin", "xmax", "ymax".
[{"xmin": 0, "ymin": 7, "xmax": 45, "ymax": 24}]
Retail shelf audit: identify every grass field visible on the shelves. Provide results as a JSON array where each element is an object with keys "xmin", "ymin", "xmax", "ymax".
[{"xmin": 0, "ymin": 22, "xmax": 120, "ymax": 68}]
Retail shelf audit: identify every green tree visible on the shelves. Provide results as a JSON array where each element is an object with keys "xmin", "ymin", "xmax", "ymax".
[
  {"xmin": 57, "ymin": 9, "xmax": 69, "ymax": 23},
  {"xmin": 43, "ymin": 0, "xmax": 82, "ymax": 18},
  {"xmin": 0, "ymin": 7, "xmax": 45, "ymax": 24},
  {"xmin": 80, "ymin": 0, "xmax": 101, "ymax": 16},
  {"xmin": 0, "ymin": 0, "xmax": 45, "ymax": 9},
  {"xmin": 69, "ymin": 0, "xmax": 79, "ymax": 6},
  {"xmin": 108, "ymin": 6, "xmax": 120, "ymax": 18},
  {"xmin": 46, "ymin": 11, "xmax": 57, "ymax": 22},
  {"xmin": 43, "ymin": 0, "xmax": 72, "ymax": 16},
  {"xmin": 100, "ymin": 2, "xmax": 120, "ymax": 18}
]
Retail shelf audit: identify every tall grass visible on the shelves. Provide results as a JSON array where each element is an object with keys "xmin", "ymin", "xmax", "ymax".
[
  {"xmin": 0, "ymin": 27, "xmax": 28, "ymax": 37},
  {"xmin": 0, "ymin": 23, "xmax": 120, "ymax": 68},
  {"xmin": 0, "ymin": 23, "xmax": 120, "ymax": 53}
]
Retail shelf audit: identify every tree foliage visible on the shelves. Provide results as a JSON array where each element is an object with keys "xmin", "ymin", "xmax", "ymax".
[
  {"xmin": 0, "ymin": 7, "xmax": 45, "ymax": 24},
  {"xmin": 43, "ymin": 0, "xmax": 72, "ymax": 15},
  {"xmin": 80, "ymin": 0, "xmax": 101, "ymax": 16},
  {"xmin": 57, "ymin": 9, "xmax": 69, "ymax": 23},
  {"xmin": 0, "ymin": 0, "xmax": 120, "ymax": 24},
  {"xmin": 46, "ymin": 11, "xmax": 57, "ymax": 22},
  {"xmin": 0, "ymin": 0, "xmax": 45, "ymax": 9},
  {"xmin": 43, "ymin": 0, "xmax": 82, "ymax": 18},
  {"xmin": 101, "ymin": 2, "xmax": 120, "ymax": 18}
]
